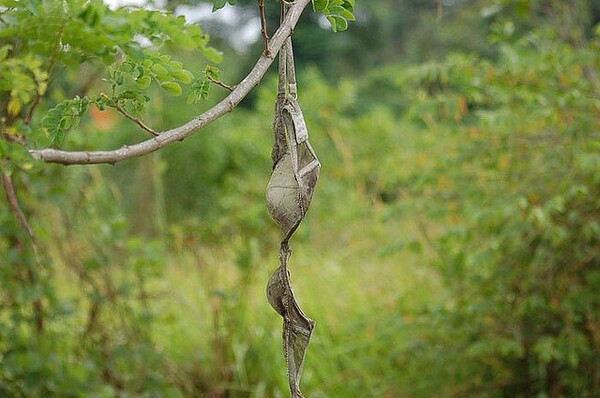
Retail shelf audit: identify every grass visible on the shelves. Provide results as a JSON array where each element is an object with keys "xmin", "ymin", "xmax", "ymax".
[{"xmin": 136, "ymin": 198, "xmax": 445, "ymax": 396}]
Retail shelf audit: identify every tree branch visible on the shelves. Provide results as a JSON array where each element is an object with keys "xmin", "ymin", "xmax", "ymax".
[
  {"xmin": 1, "ymin": 132, "xmax": 27, "ymax": 145},
  {"xmin": 206, "ymin": 75, "xmax": 235, "ymax": 92},
  {"xmin": 114, "ymin": 104, "xmax": 158, "ymax": 136},
  {"xmin": 28, "ymin": 0, "xmax": 311, "ymax": 165},
  {"xmin": 259, "ymin": 0, "xmax": 270, "ymax": 57},
  {"xmin": 2, "ymin": 172, "xmax": 37, "ymax": 246}
]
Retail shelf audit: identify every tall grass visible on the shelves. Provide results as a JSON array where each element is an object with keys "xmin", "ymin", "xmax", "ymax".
[
  {"xmin": 45, "ymin": 163, "xmax": 443, "ymax": 397},
  {"xmin": 145, "ymin": 201, "xmax": 443, "ymax": 396}
]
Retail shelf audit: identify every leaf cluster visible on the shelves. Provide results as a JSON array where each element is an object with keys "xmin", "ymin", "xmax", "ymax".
[
  {"xmin": 1, "ymin": 0, "xmax": 223, "ymax": 149},
  {"xmin": 313, "ymin": 0, "xmax": 355, "ymax": 32},
  {"xmin": 42, "ymin": 97, "xmax": 90, "ymax": 147}
]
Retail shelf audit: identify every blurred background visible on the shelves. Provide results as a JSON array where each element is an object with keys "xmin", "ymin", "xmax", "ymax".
[{"xmin": 1, "ymin": 0, "xmax": 599, "ymax": 397}]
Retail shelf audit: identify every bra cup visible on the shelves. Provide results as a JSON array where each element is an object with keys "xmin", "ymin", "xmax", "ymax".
[
  {"xmin": 299, "ymin": 162, "xmax": 320, "ymax": 207},
  {"xmin": 266, "ymin": 153, "xmax": 303, "ymax": 235},
  {"xmin": 266, "ymin": 266, "xmax": 287, "ymax": 317}
]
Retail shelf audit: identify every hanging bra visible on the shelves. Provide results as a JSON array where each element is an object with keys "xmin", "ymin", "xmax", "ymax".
[
  {"xmin": 265, "ymin": 33, "xmax": 320, "ymax": 242},
  {"xmin": 264, "ymin": 2, "xmax": 320, "ymax": 396}
]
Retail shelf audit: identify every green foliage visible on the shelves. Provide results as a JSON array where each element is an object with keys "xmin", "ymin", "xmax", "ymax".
[
  {"xmin": 313, "ymin": 0, "xmax": 355, "ymax": 32},
  {"xmin": 211, "ymin": 0, "xmax": 237, "ymax": 11},
  {"xmin": 0, "ymin": 166, "xmax": 179, "ymax": 397},
  {"xmin": 186, "ymin": 65, "xmax": 222, "ymax": 104},
  {"xmin": 363, "ymin": 20, "xmax": 600, "ymax": 397},
  {"xmin": 0, "ymin": 0, "xmax": 224, "ymax": 396},
  {"xmin": 1, "ymin": 0, "xmax": 222, "ymax": 148},
  {"xmin": 42, "ymin": 97, "xmax": 90, "ymax": 147},
  {"xmin": 0, "ymin": 47, "xmax": 47, "ymax": 119}
]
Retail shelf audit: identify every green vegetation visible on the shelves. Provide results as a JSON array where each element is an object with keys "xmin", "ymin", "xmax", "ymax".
[{"xmin": 1, "ymin": 0, "xmax": 599, "ymax": 397}]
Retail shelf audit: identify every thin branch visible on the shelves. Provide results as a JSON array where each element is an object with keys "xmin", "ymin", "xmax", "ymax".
[
  {"xmin": 1, "ymin": 132, "xmax": 27, "ymax": 145},
  {"xmin": 206, "ymin": 75, "xmax": 235, "ymax": 92},
  {"xmin": 28, "ymin": 0, "xmax": 310, "ymax": 165},
  {"xmin": 259, "ymin": 0, "xmax": 271, "ymax": 57},
  {"xmin": 2, "ymin": 168, "xmax": 44, "ymax": 341},
  {"xmin": 2, "ymin": 170, "xmax": 45, "ymax": 334},
  {"xmin": 2, "ymin": 172, "xmax": 37, "ymax": 247},
  {"xmin": 25, "ymin": 92, "xmax": 43, "ymax": 126},
  {"xmin": 25, "ymin": 23, "xmax": 65, "ymax": 125},
  {"xmin": 114, "ymin": 103, "xmax": 158, "ymax": 136}
]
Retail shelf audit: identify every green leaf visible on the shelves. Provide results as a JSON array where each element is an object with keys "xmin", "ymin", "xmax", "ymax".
[
  {"xmin": 201, "ymin": 47, "xmax": 224, "ymax": 64},
  {"xmin": 329, "ymin": 5, "xmax": 355, "ymax": 21},
  {"xmin": 160, "ymin": 81, "xmax": 182, "ymax": 96},
  {"xmin": 331, "ymin": 15, "xmax": 348, "ymax": 31},
  {"xmin": 212, "ymin": 0, "xmax": 227, "ymax": 11},
  {"xmin": 313, "ymin": 0, "xmax": 329, "ymax": 12},
  {"xmin": 118, "ymin": 90, "xmax": 137, "ymax": 100},
  {"xmin": 189, "ymin": 78, "xmax": 211, "ymax": 103},
  {"xmin": 121, "ymin": 62, "xmax": 134, "ymax": 73},
  {"xmin": 136, "ymin": 75, "xmax": 152, "ymax": 89},
  {"xmin": 186, "ymin": 92, "xmax": 197, "ymax": 104},
  {"xmin": 151, "ymin": 63, "xmax": 170, "ymax": 78},
  {"xmin": 168, "ymin": 60, "xmax": 183, "ymax": 70},
  {"xmin": 7, "ymin": 97, "xmax": 22, "ymax": 117},
  {"xmin": 171, "ymin": 69, "xmax": 194, "ymax": 84},
  {"xmin": 205, "ymin": 65, "xmax": 220, "ymax": 81},
  {"xmin": 326, "ymin": 16, "xmax": 337, "ymax": 32}
]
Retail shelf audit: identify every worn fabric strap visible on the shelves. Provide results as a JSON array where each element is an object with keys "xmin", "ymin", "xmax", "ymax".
[{"xmin": 278, "ymin": 1, "xmax": 297, "ymax": 99}]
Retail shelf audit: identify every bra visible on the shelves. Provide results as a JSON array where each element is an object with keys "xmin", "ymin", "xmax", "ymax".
[{"xmin": 265, "ymin": 98, "xmax": 320, "ymax": 241}]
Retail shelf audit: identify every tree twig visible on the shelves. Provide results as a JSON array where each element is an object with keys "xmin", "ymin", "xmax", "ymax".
[
  {"xmin": 28, "ymin": 0, "xmax": 310, "ymax": 165},
  {"xmin": 2, "ymin": 170, "xmax": 46, "ymax": 334},
  {"xmin": 206, "ymin": 75, "xmax": 235, "ymax": 92},
  {"xmin": 259, "ymin": 0, "xmax": 271, "ymax": 57},
  {"xmin": 25, "ymin": 23, "xmax": 65, "ymax": 125},
  {"xmin": 2, "ymin": 172, "xmax": 37, "ymax": 247},
  {"xmin": 114, "ymin": 103, "xmax": 158, "ymax": 136},
  {"xmin": 1, "ymin": 131, "xmax": 27, "ymax": 145}
]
